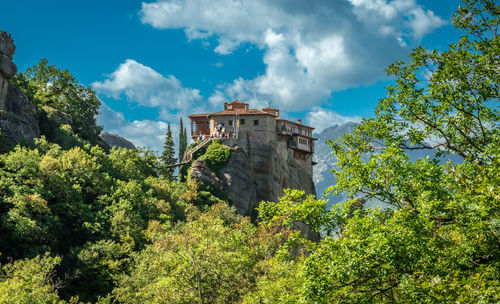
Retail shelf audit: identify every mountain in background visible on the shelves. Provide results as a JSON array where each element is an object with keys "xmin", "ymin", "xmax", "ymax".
[
  {"xmin": 100, "ymin": 132, "xmax": 136, "ymax": 149},
  {"xmin": 313, "ymin": 122, "xmax": 463, "ymax": 208}
]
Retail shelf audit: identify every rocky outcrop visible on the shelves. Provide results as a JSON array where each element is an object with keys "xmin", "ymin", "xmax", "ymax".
[
  {"xmin": 188, "ymin": 150, "xmax": 258, "ymax": 216},
  {"xmin": 218, "ymin": 148, "xmax": 257, "ymax": 216},
  {"xmin": 190, "ymin": 159, "xmax": 224, "ymax": 190},
  {"xmin": 100, "ymin": 132, "xmax": 136, "ymax": 149},
  {"xmin": 233, "ymin": 131, "xmax": 316, "ymax": 204},
  {"xmin": 0, "ymin": 32, "xmax": 17, "ymax": 79},
  {"xmin": 188, "ymin": 135, "xmax": 315, "ymax": 217},
  {"xmin": 42, "ymin": 106, "xmax": 73, "ymax": 126},
  {"xmin": 0, "ymin": 31, "xmax": 40, "ymax": 147}
]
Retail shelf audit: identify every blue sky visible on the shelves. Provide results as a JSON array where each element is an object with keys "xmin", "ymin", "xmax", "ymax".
[{"xmin": 1, "ymin": 0, "xmax": 462, "ymax": 152}]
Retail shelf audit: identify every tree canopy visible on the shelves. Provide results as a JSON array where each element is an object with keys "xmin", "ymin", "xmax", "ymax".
[
  {"xmin": 254, "ymin": 0, "xmax": 499, "ymax": 302},
  {"xmin": 161, "ymin": 123, "xmax": 176, "ymax": 179},
  {"xmin": 11, "ymin": 59, "xmax": 102, "ymax": 142}
]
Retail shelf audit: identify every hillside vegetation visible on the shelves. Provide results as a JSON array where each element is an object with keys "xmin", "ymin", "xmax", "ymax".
[{"xmin": 0, "ymin": 1, "xmax": 498, "ymax": 303}]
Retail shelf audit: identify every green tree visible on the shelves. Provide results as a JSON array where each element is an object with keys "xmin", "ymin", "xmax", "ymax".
[
  {"xmin": 0, "ymin": 255, "xmax": 66, "ymax": 304},
  {"xmin": 200, "ymin": 140, "xmax": 232, "ymax": 172},
  {"xmin": 114, "ymin": 203, "xmax": 280, "ymax": 304},
  {"xmin": 0, "ymin": 137, "xmax": 187, "ymax": 301},
  {"xmin": 255, "ymin": 1, "xmax": 499, "ymax": 302},
  {"xmin": 160, "ymin": 123, "xmax": 176, "ymax": 179},
  {"xmin": 178, "ymin": 117, "xmax": 187, "ymax": 162},
  {"xmin": 11, "ymin": 59, "xmax": 102, "ymax": 142},
  {"xmin": 0, "ymin": 129, "xmax": 9, "ymax": 153}
]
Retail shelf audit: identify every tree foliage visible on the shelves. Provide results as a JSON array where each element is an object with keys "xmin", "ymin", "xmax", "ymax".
[
  {"xmin": 0, "ymin": 1, "xmax": 497, "ymax": 303},
  {"xmin": 0, "ymin": 255, "xmax": 66, "ymax": 304},
  {"xmin": 178, "ymin": 117, "xmax": 188, "ymax": 162},
  {"xmin": 11, "ymin": 59, "xmax": 102, "ymax": 142},
  {"xmin": 0, "ymin": 138, "xmax": 187, "ymax": 302},
  {"xmin": 160, "ymin": 123, "xmax": 176, "ymax": 179},
  {"xmin": 114, "ymin": 203, "xmax": 279, "ymax": 304},
  {"xmin": 252, "ymin": 1, "xmax": 500, "ymax": 302},
  {"xmin": 200, "ymin": 140, "xmax": 232, "ymax": 172}
]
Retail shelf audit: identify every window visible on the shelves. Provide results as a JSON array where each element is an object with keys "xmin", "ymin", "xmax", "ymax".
[
  {"xmin": 254, "ymin": 119, "xmax": 259, "ymax": 126},
  {"xmin": 229, "ymin": 120, "xmax": 233, "ymax": 126},
  {"xmin": 240, "ymin": 119, "xmax": 245, "ymax": 125}
]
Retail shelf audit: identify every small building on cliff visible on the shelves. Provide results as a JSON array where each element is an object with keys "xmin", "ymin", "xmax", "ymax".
[
  {"xmin": 188, "ymin": 100, "xmax": 317, "ymax": 175},
  {"xmin": 188, "ymin": 100, "xmax": 317, "ymax": 212}
]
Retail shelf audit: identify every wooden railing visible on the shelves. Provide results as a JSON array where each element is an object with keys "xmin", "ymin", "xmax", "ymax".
[{"xmin": 183, "ymin": 138, "xmax": 212, "ymax": 162}]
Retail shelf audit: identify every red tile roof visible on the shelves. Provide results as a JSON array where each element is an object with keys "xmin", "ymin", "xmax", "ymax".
[
  {"xmin": 276, "ymin": 117, "xmax": 315, "ymax": 130},
  {"xmin": 210, "ymin": 108, "xmax": 272, "ymax": 116},
  {"xmin": 188, "ymin": 101, "xmax": 314, "ymax": 130},
  {"xmin": 227, "ymin": 100, "xmax": 247, "ymax": 105}
]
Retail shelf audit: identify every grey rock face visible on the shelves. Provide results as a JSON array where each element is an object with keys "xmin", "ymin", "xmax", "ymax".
[
  {"xmin": 100, "ymin": 132, "xmax": 136, "ymax": 149},
  {"xmin": 0, "ymin": 78, "xmax": 40, "ymax": 146},
  {"xmin": 218, "ymin": 148, "xmax": 258, "ymax": 216},
  {"xmin": 0, "ymin": 31, "xmax": 40, "ymax": 147},
  {"xmin": 0, "ymin": 54, "xmax": 17, "ymax": 79},
  {"xmin": 189, "ymin": 159, "xmax": 224, "ymax": 190},
  {"xmin": 188, "ymin": 137, "xmax": 315, "ymax": 217},
  {"xmin": 0, "ymin": 32, "xmax": 17, "ymax": 79},
  {"xmin": 241, "ymin": 135, "xmax": 315, "ymax": 204},
  {"xmin": 0, "ymin": 32, "xmax": 15, "ymax": 59},
  {"xmin": 188, "ymin": 149, "xmax": 258, "ymax": 216}
]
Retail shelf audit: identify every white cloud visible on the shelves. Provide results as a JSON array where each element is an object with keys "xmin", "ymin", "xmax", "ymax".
[
  {"xmin": 306, "ymin": 107, "xmax": 362, "ymax": 133},
  {"xmin": 213, "ymin": 61, "xmax": 224, "ymax": 68},
  {"xmin": 348, "ymin": 0, "xmax": 446, "ymax": 40},
  {"xmin": 92, "ymin": 59, "xmax": 214, "ymax": 138},
  {"xmin": 407, "ymin": 7, "xmax": 446, "ymax": 39},
  {"xmin": 92, "ymin": 59, "xmax": 202, "ymax": 111},
  {"xmin": 214, "ymin": 37, "xmax": 240, "ymax": 55},
  {"xmin": 139, "ymin": 0, "xmax": 446, "ymax": 110},
  {"xmin": 98, "ymin": 103, "xmax": 177, "ymax": 153},
  {"xmin": 93, "ymin": 61, "xmax": 204, "ymax": 152}
]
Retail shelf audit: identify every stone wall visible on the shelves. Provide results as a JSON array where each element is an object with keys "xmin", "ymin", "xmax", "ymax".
[{"xmin": 209, "ymin": 114, "xmax": 275, "ymax": 138}]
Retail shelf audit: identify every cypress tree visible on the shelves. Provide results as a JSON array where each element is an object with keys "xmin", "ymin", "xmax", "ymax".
[
  {"xmin": 178, "ymin": 117, "xmax": 188, "ymax": 162},
  {"xmin": 161, "ymin": 123, "xmax": 175, "ymax": 179},
  {"xmin": 183, "ymin": 126, "xmax": 188, "ymax": 152}
]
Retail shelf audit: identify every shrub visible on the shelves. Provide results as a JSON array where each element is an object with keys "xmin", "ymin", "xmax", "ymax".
[{"xmin": 200, "ymin": 141, "xmax": 232, "ymax": 172}]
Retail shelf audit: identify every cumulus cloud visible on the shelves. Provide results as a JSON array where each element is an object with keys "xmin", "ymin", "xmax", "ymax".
[
  {"xmin": 214, "ymin": 38, "xmax": 240, "ymax": 55},
  {"xmin": 92, "ymin": 59, "xmax": 202, "ymax": 112},
  {"xmin": 306, "ymin": 107, "xmax": 362, "ymax": 133},
  {"xmin": 92, "ymin": 58, "xmax": 216, "ymax": 139},
  {"xmin": 349, "ymin": 0, "xmax": 446, "ymax": 40},
  {"xmin": 139, "ymin": 0, "xmax": 446, "ymax": 110},
  {"xmin": 98, "ymin": 103, "xmax": 175, "ymax": 153}
]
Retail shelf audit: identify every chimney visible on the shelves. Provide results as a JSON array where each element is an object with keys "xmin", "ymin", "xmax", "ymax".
[{"xmin": 297, "ymin": 118, "xmax": 302, "ymax": 124}]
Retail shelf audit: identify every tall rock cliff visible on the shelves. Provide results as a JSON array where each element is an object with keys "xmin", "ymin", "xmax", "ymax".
[
  {"xmin": 0, "ymin": 31, "xmax": 40, "ymax": 147},
  {"xmin": 189, "ymin": 134, "xmax": 316, "ymax": 216},
  {"xmin": 239, "ymin": 132, "xmax": 316, "ymax": 204}
]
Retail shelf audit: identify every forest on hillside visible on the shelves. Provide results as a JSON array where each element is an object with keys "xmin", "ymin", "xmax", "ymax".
[{"xmin": 0, "ymin": 1, "xmax": 498, "ymax": 303}]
